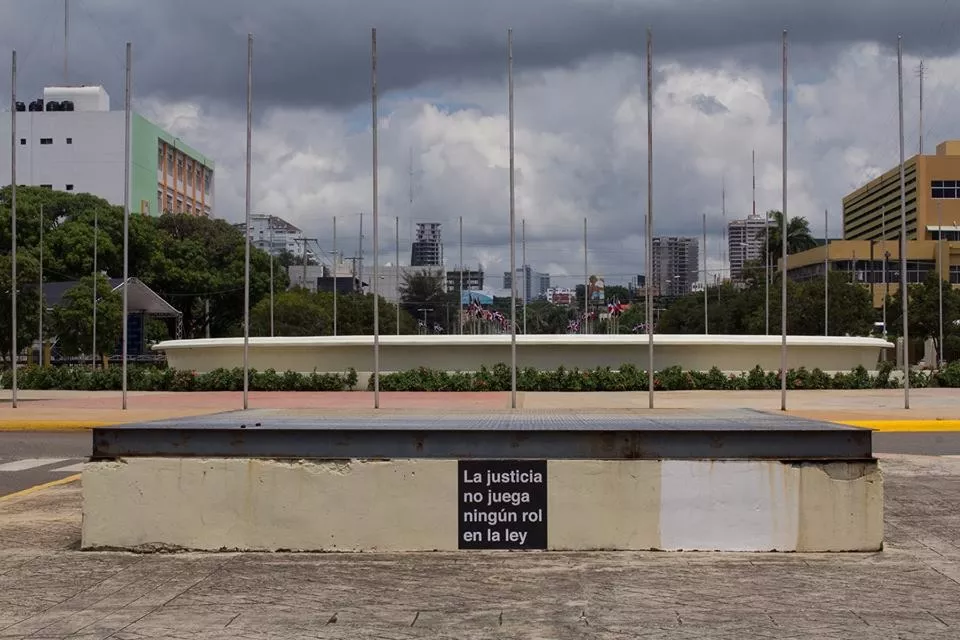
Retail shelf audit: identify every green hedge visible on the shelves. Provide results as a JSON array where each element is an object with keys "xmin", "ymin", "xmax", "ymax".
[
  {"xmin": 3, "ymin": 361, "xmax": 959, "ymax": 392},
  {"xmin": 369, "ymin": 361, "xmax": 960, "ymax": 391},
  {"xmin": 1, "ymin": 365, "xmax": 358, "ymax": 392}
]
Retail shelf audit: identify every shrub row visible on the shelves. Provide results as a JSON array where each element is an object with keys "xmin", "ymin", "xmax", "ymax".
[
  {"xmin": 370, "ymin": 360, "xmax": 960, "ymax": 392},
  {"xmin": 3, "ymin": 361, "xmax": 958, "ymax": 392},
  {"xmin": 1, "ymin": 365, "xmax": 358, "ymax": 392}
]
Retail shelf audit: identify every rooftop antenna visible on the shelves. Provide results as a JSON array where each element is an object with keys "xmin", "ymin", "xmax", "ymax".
[
  {"xmin": 64, "ymin": 0, "xmax": 69, "ymax": 84},
  {"xmin": 916, "ymin": 59, "xmax": 924, "ymax": 155}
]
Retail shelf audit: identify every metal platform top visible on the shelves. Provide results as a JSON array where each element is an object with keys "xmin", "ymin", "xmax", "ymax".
[{"xmin": 91, "ymin": 409, "xmax": 873, "ymax": 461}]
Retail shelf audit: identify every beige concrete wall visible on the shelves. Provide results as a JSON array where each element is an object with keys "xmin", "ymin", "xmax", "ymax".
[
  {"xmin": 82, "ymin": 457, "xmax": 883, "ymax": 553},
  {"xmin": 153, "ymin": 335, "xmax": 892, "ymax": 380}
]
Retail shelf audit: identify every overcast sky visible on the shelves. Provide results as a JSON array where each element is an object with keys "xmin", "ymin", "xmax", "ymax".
[{"xmin": 4, "ymin": 0, "xmax": 960, "ymax": 288}]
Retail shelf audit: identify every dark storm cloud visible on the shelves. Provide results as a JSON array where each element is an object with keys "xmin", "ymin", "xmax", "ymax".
[{"xmin": 2, "ymin": 0, "xmax": 957, "ymax": 111}]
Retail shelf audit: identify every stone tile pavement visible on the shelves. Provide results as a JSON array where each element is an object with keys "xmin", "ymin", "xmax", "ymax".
[{"xmin": 1, "ymin": 454, "xmax": 960, "ymax": 638}]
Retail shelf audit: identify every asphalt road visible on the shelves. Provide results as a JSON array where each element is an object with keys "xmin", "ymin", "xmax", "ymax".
[
  {"xmin": 0, "ymin": 432, "xmax": 90, "ymax": 497},
  {"xmin": 1, "ymin": 430, "xmax": 959, "ymax": 498}
]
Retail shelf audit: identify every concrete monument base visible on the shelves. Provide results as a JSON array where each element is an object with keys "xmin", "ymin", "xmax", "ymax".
[{"xmin": 81, "ymin": 410, "xmax": 882, "ymax": 553}]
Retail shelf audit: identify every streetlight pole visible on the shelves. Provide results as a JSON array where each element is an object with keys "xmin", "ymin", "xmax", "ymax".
[
  {"xmin": 507, "ymin": 28, "xmax": 517, "ymax": 408},
  {"xmin": 121, "ymin": 42, "xmax": 131, "ymax": 410},
  {"xmin": 9, "ymin": 51, "xmax": 17, "ymax": 408},
  {"xmin": 824, "ymin": 208, "xmax": 829, "ymax": 336},
  {"xmin": 333, "ymin": 216, "xmax": 338, "ymax": 336},
  {"xmin": 938, "ymin": 201, "xmax": 944, "ymax": 367},
  {"xmin": 703, "ymin": 212, "xmax": 708, "ymax": 334},
  {"xmin": 897, "ymin": 35, "xmax": 910, "ymax": 409},
  {"xmin": 646, "ymin": 27, "xmax": 654, "ymax": 409},
  {"xmin": 242, "ymin": 33, "xmax": 253, "ymax": 411},
  {"xmin": 780, "ymin": 28, "xmax": 788, "ymax": 412}
]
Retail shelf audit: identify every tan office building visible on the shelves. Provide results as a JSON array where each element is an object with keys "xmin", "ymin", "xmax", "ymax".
[
  {"xmin": 782, "ymin": 239, "xmax": 960, "ymax": 308},
  {"xmin": 844, "ymin": 140, "xmax": 960, "ymax": 242}
]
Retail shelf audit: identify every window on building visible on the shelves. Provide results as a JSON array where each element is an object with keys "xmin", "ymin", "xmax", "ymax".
[
  {"xmin": 166, "ymin": 195, "xmax": 173, "ymax": 212},
  {"xmin": 65, "ymin": 137, "xmax": 73, "ymax": 145},
  {"xmin": 40, "ymin": 184, "xmax": 52, "ymax": 189},
  {"xmin": 65, "ymin": 184, "xmax": 74, "ymax": 191},
  {"xmin": 931, "ymin": 180, "xmax": 960, "ymax": 199},
  {"xmin": 19, "ymin": 138, "xmax": 25, "ymax": 145},
  {"xmin": 40, "ymin": 138, "xmax": 53, "ymax": 145},
  {"xmin": 158, "ymin": 147, "xmax": 164, "ymax": 166}
]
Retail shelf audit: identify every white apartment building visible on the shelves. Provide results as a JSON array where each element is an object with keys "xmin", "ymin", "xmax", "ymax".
[
  {"xmin": 727, "ymin": 213, "xmax": 772, "ymax": 281},
  {"xmin": 1, "ymin": 85, "xmax": 214, "ymax": 216},
  {"xmin": 235, "ymin": 214, "xmax": 306, "ymax": 257},
  {"xmin": 651, "ymin": 236, "xmax": 699, "ymax": 296}
]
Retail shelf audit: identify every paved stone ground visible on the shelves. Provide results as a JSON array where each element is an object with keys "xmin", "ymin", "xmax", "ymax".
[
  {"xmin": 0, "ymin": 455, "xmax": 959, "ymax": 639},
  {"xmin": 2, "ymin": 388, "xmax": 960, "ymax": 428}
]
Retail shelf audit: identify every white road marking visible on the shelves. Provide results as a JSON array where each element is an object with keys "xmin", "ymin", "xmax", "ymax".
[
  {"xmin": 0, "ymin": 458, "xmax": 68, "ymax": 472},
  {"xmin": 50, "ymin": 462, "xmax": 85, "ymax": 473}
]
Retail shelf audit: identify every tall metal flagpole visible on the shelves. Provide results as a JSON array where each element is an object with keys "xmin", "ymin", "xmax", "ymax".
[
  {"xmin": 703, "ymin": 213, "xmax": 708, "ymax": 334},
  {"xmin": 583, "ymin": 218, "xmax": 588, "ymax": 334},
  {"xmin": 395, "ymin": 215, "xmax": 400, "ymax": 335},
  {"xmin": 371, "ymin": 27, "xmax": 381, "ymax": 410},
  {"xmin": 522, "ymin": 218, "xmax": 527, "ymax": 334},
  {"xmin": 780, "ymin": 29, "xmax": 788, "ymax": 412},
  {"xmin": 938, "ymin": 201, "xmax": 944, "ymax": 367},
  {"xmin": 39, "ymin": 205, "xmax": 43, "ymax": 365},
  {"xmin": 508, "ymin": 28, "xmax": 517, "ymax": 408},
  {"xmin": 646, "ymin": 28, "xmax": 654, "ymax": 409},
  {"xmin": 333, "ymin": 216, "xmax": 338, "ymax": 336},
  {"xmin": 10, "ymin": 51, "xmax": 17, "ymax": 408},
  {"xmin": 121, "ymin": 42, "xmax": 131, "ymax": 409},
  {"xmin": 459, "ymin": 215, "xmax": 463, "ymax": 335},
  {"xmin": 824, "ymin": 208, "xmax": 829, "ymax": 336},
  {"xmin": 269, "ymin": 225, "xmax": 274, "ymax": 337},
  {"xmin": 882, "ymin": 209, "xmax": 887, "ymax": 340},
  {"xmin": 92, "ymin": 209, "xmax": 97, "ymax": 366},
  {"xmin": 898, "ymin": 35, "xmax": 910, "ymax": 409},
  {"xmin": 242, "ymin": 33, "xmax": 253, "ymax": 410}
]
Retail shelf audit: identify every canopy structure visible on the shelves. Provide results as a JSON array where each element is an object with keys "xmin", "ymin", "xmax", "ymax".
[{"xmin": 39, "ymin": 277, "xmax": 183, "ymax": 362}]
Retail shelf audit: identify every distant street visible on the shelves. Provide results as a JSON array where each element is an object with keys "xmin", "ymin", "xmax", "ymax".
[{"xmin": 0, "ymin": 432, "xmax": 90, "ymax": 497}]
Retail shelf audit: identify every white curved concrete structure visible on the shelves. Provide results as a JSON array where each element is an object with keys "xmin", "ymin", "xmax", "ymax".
[{"xmin": 153, "ymin": 334, "xmax": 893, "ymax": 382}]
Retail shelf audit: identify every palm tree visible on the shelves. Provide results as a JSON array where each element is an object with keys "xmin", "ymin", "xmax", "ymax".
[{"xmin": 765, "ymin": 210, "xmax": 818, "ymax": 265}]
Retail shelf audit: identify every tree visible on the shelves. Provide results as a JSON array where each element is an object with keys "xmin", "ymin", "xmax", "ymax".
[
  {"xmin": 251, "ymin": 289, "xmax": 416, "ymax": 336},
  {"xmin": 50, "ymin": 274, "xmax": 122, "ymax": 362},
  {"xmin": 884, "ymin": 272, "xmax": 960, "ymax": 362},
  {"xmin": 766, "ymin": 210, "xmax": 818, "ymax": 265},
  {"xmin": 0, "ymin": 253, "xmax": 42, "ymax": 364},
  {"xmin": 399, "ymin": 269, "xmax": 448, "ymax": 329}
]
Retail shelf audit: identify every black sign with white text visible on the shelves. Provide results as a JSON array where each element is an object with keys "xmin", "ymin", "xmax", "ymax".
[{"xmin": 457, "ymin": 460, "xmax": 547, "ymax": 550}]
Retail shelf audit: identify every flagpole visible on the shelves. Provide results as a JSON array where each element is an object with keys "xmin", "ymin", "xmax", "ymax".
[
  {"xmin": 121, "ymin": 42, "xmax": 131, "ymax": 410},
  {"xmin": 646, "ymin": 28, "xmax": 654, "ymax": 409},
  {"xmin": 395, "ymin": 215, "xmax": 400, "ymax": 335},
  {"xmin": 780, "ymin": 29, "xmax": 788, "ymax": 412},
  {"xmin": 583, "ymin": 217, "xmax": 588, "ymax": 334},
  {"xmin": 703, "ymin": 212, "xmax": 708, "ymax": 334},
  {"xmin": 371, "ymin": 27, "xmax": 381, "ymax": 410},
  {"xmin": 459, "ymin": 215, "xmax": 464, "ymax": 335},
  {"xmin": 9, "ymin": 51, "xmax": 17, "ymax": 408},
  {"xmin": 333, "ymin": 215, "xmax": 338, "ymax": 336},
  {"xmin": 242, "ymin": 33, "xmax": 253, "ymax": 410},
  {"xmin": 38, "ymin": 204, "xmax": 43, "ymax": 365},
  {"xmin": 508, "ymin": 28, "xmax": 517, "ymax": 408},
  {"xmin": 897, "ymin": 34, "xmax": 910, "ymax": 409},
  {"xmin": 522, "ymin": 218, "xmax": 527, "ymax": 334}
]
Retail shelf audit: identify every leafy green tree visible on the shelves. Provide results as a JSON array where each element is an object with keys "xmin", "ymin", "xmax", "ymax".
[
  {"xmin": 251, "ymin": 290, "xmax": 416, "ymax": 336},
  {"xmin": 766, "ymin": 210, "xmax": 818, "ymax": 265},
  {"xmin": 0, "ymin": 253, "xmax": 42, "ymax": 363},
  {"xmin": 50, "ymin": 274, "xmax": 122, "ymax": 361},
  {"xmin": 884, "ymin": 272, "xmax": 960, "ymax": 361}
]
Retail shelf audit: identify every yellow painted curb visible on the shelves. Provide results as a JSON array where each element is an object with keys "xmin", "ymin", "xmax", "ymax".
[
  {"xmin": 0, "ymin": 420, "xmax": 112, "ymax": 431},
  {"xmin": 838, "ymin": 420, "xmax": 960, "ymax": 432},
  {"xmin": 0, "ymin": 473, "xmax": 81, "ymax": 502}
]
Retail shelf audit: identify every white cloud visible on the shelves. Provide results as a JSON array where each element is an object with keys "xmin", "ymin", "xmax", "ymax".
[{"xmin": 136, "ymin": 42, "xmax": 949, "ymax": 288}]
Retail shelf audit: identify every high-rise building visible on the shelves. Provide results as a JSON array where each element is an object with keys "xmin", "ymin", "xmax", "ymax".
[
  {"xmin": 651, "ymin": 236, "xmax": 699, "ymax": 296},
  {"xmin": 503, "ymin": 265, "xmax": 550, "ymax": 301},
  {"xmin": 446, "ymin": 266, "xmax": 485, "ymax": 292},
  {"xmin": 844, "ymin": 139, "xmax": 960, "ymax": 242},
  {"xmin": 1, "ymin": 85, "xmax": 215, "ymax": 216},
  {"xmin": 234, "ymin": 214, "xmax": 306, "ymax": 258},
  {"xmin": 727, "ymin": 214, "xmax": 772, "ymax": 282},
  {"xmin": 411, "ymin": 222, "xmax": 443, "ymax": 266}
]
